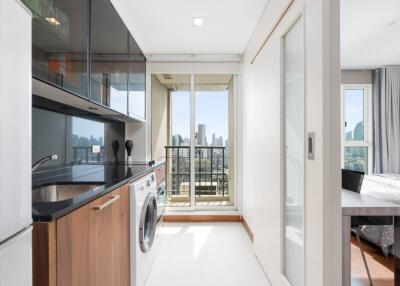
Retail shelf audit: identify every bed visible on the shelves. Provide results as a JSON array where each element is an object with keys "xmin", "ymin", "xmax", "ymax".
[{"xmin": 359, "ymin": 174, "xmax": 400, "ymax": 256}]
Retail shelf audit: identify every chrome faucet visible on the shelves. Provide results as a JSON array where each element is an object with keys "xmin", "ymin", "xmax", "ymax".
[{"xmin": 32, "ymin": 154, "xmax": 58, "ymax": 172}]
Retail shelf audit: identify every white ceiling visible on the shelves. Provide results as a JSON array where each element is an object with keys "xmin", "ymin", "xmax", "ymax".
[
  {"xmin": 341, "ymin": 0, "xmax": 400, "ymax": 67},
  {"xmin": 115, "ymin": 0, "xmax": 268, "ymax": 55}
]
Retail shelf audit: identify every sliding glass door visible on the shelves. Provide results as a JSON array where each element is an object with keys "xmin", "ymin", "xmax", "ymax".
[
  {"xmin": 164, "ymin": 74, "xmax": 234, "ymax": 210},
  {"xmin": 194, "ymin": 75, "xmax": 233, "ymax": 207},
  {"xmin": 167, "ymin": 75, "xmax": 192, "ymax": 207}
]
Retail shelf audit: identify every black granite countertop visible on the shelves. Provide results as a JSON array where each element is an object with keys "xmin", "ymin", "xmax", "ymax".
[{"xmin": 32, "ymin": 161, "xmax": 164, "ymax": 222}]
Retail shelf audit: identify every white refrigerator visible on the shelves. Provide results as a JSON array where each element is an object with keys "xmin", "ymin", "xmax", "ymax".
[{"xmin": 0, "ymin": 0, "xmax": 33, "ymax": 285}]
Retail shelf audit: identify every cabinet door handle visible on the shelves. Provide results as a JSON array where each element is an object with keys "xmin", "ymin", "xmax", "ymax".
[{"xmin": 93, "ymin": 195, "xmax": 120, "ymax": 210}]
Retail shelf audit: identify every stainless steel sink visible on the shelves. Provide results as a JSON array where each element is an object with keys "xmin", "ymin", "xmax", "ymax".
[{"xmin": 32, "ymin": 183, "xmax": 105, "ymax": 203}]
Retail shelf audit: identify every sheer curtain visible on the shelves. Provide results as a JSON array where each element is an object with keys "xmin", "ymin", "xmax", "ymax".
[{"xmin": 373, "ymin": 67, "xmax": 400, "ymax": 173}]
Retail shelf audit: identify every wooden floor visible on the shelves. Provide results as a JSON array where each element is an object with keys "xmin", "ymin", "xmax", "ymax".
[{"xmin": 351, "ymin": 235, "xmax": 394, "ymax": 286}]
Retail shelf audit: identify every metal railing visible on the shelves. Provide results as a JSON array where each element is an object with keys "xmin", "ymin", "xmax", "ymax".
[
  {"xmin": 165, "ymin": 146, "xmax": 229, "ymax": 202},
  {"xmin": 72, "ymin": 146, "xmax": 104, "ymax": 163}
]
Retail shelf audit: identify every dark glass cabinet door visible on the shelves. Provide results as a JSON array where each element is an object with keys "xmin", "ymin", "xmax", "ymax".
[
  {"xmin": 30, "ymin": 0, "xmax": 89, "ymax": 97},
  {"xmin": 128, "ymin": 34, "xmax": 146, "ymax": 120},
  {"xmin": 90, "ymin": 0, "xmax": 128, "ymax": 114}
]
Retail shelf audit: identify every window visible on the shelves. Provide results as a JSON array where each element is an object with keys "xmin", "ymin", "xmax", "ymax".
[{"xmin": 341, "ymin": 85, "xmax": 372, "ymax": 174}]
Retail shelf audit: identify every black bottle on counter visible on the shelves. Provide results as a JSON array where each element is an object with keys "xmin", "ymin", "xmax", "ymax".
[
  {"xmin": 125, "ymin": 140, "xmax": 134, "ymax": 163},
  {"xmin": 112, "ymin": 140, "xmax": 119, "ymax": 163}
]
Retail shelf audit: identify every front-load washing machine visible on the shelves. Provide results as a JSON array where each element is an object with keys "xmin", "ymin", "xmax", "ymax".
[{"xmin": 130, "ymin": 172, "xmax": 158, "ymax": 286}]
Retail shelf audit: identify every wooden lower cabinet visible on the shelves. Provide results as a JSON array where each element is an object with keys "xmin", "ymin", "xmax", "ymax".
[{"xmin": 33, "ymin": 184, "xmax": 130, "ymax": 286}]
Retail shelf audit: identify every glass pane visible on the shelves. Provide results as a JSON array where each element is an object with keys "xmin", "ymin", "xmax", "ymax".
[
  {"xmin": 344, "ymin": 89, "xmax": 364, "ymax": 141},
  {"xmin": 194, "ymin": 75, "xmax": 233, "ymax": 207},
  {"xmin": 29, "ymin": 0, "xmax": 88, "ymax": 97},
  {"xmin": 283, "ymin": 17, "xmax": 304, "ymax": 286},
  {"xmin": 90, "ymin": 0, "xmax": 128, "ymax": 114},
  {"xmin": 70, "ymin": 117, "xmax": 105, "ymax": 163},
  {"xmin": 32, "ymin": 107, "xmax": 106, "ymax": 166},
  {"xmin": 344, "ymin": 147, "xmax": 368, "ymax": 173},
  {"xmin": 128, "ymin": 35, "xmax": 146, "ymax": 119},
  {"xmin": 165, "ymin": 75, "xmax": 191, "ymax": 207}
]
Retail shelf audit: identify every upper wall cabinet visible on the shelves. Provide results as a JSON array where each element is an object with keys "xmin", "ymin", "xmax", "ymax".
[
  {"xmin": 29, "ymin": 0, "xmax": 89, "ymax": 98},
  {"xmin": 128, "ymin": 35, "xmax": 146, "ymax": 120},
  {"xmin": 90, "ymin": 0, "xmax": 129, "ymax": 115},
  {"xmin": 25, "ymin": 0, "xmax": 146, "ymax": 121}
]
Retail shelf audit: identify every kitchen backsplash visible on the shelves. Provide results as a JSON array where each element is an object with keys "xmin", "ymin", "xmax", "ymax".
[{"xmin": 32, "ymin": 107, "xmax": 125, "ymax": 168}]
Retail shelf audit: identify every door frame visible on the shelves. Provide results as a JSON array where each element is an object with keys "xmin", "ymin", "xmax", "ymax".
[{"xmin": 159, "ymin": 72, "xmax": 239, "ymax": 212}]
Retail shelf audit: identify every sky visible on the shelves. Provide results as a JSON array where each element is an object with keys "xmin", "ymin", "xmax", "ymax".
[
  {"xmin": 171, "ymin": 90, "xmax": 229, "ymax": 142},
  {"xmin": 72, "ymin": 116, "xmax": 104, "ymax": 140},
  {"xmin": 344, "ymin": 89, "xmax": 364, "ymax": 139}
]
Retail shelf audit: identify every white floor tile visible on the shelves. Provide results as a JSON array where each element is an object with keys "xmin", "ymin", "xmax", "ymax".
[
  {"xmin": 145, "ymin": 222, "xmax": 270, "ymax": 286},
  {"xmin": 145, "ymin": 245, "xmax": 202, "ymax": 286},
  {"xmin": 202, "ymin": 246, "xmax": 268, "ymax": 286}
]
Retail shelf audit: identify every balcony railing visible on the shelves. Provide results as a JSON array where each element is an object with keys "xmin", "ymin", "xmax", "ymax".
[
  {"xmin": 165, "ymin": 146, "xmax": 230, "ymax": 206},
  {"xmin": 72, "ymin": 146, "xmax": 104, "ymax": 163}
]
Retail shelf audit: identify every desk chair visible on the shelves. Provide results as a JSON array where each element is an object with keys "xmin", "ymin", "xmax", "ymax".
[{"xmin": 342, "ymin": 169, "xmax": 373, "ymax": 286}]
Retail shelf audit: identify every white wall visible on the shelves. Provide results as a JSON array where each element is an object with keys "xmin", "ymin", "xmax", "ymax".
[
  {"xmin": 125, "ymin": 121, "xmax": 147, "ymax": 161},
  {"xmin": 341, "ymin": 70, "xmax": 373, "ymax": 84},
  {"xmin": 151, "ymin": 75, "xmax": 169, "ymax": 160},
  {"xmin": 147, "ymin": 61, "xmax": 241, "ymax": 75},
  {"xmin": 241, "ymin": 0, "xmax": 341, "ymax": 285}
]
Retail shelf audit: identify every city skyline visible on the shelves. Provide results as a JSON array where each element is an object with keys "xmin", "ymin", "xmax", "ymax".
[
  {"xmin": 72, "ymin": 116, "xmax": 104, "ymax": 142},
  {"xmin": 344, "ymin": 89, "xmax": 364, "ymax": 141},
  {"xmin": 71, "ymin": 134, "xmax": 104, "ymax": 147},
  {"xmin": 171, "ymin": 90, "xmax": 229, "ymax": 142},
  {"xmin": 172, "ymin": 123, "xmax": 228, "ymax": 147}
]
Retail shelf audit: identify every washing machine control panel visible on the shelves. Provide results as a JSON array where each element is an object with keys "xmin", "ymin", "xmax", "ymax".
[{"xmin": 133, "ymin": 172, "xmax": 156, "ymax": 193}]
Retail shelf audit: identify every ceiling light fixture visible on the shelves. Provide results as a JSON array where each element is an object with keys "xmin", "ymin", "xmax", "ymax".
[
  {"xmin": 386, "ymin": 20, "xmax": 396, "ymax": 27},
  {"xmin": 192, "ymin": 17, "xmax": 204, "ymax": 27},
  {"xmin": 45, "ymin": 17, "xmax": 61, "ymax": 26}
]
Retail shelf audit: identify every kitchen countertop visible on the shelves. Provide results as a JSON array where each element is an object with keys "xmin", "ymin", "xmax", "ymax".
[{"xmin": 32, "ymin": 161, "xmax": 164, "ymax": 222}]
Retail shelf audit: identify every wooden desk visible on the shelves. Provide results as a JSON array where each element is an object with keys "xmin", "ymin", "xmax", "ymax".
[{"xmin": 342, "ymin": 189, "xmax": 400, "ymax": 286}]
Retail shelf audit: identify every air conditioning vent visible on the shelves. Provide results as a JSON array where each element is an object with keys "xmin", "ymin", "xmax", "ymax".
[{"xmin": 162, "ymin": 74, "xmax": 172, "ymax": 80}]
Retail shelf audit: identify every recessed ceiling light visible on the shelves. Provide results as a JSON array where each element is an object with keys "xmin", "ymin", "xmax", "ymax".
[
  {"xmin": 88, "ymin": 107, "xmax": 98, "ymax": 111},
  {"xmin": 45, "ymin": 17, "xmax": 61, "ymax": 26},
  {"xmin": 386, "ymin": 20, "xmax": 396, "ymax": 27},
  {"xmin": 193, "ymin": 18, "xmax": 204, "ymax": 27}
]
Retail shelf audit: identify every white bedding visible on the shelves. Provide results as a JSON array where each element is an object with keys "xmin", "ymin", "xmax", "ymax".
[
  {"xmin": 359, "ymin": 174, "xmax": 400, "ymax": 256},
  {"xmin": 361, "ymin": 174, "xmax": 400, "ymax": 204}
]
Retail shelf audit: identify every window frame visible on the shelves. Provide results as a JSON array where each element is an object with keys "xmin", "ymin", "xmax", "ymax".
[
  {"xmin": 341, "ymin": 84, "xmax": 373, "ymax": 174},
  {"xmin": 162, "ymin": 73, "xmax": 237, "ymax": 212}
]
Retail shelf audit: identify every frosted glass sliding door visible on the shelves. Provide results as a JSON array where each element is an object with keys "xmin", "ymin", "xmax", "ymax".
[{"xmin": 282, "ymin": 17, "xmax": 304, "ymax": 286}]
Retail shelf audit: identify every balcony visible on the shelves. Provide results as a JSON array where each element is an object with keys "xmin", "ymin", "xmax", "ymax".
[{"xmin": 165, "ymin": 146, "xmax": 232, "ymax": 207}]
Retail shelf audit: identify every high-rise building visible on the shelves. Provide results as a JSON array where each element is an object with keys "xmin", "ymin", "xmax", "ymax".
[
  {"xmin": 197, "ymin": 124, "xmax": 206, "ymax": 146},
  {"xmin": 172, "ymin": 134, "xmax": 183, "ymax": 146},
  {"xmin": 212, "ymin": 133, "xmax": 216, "ymax": 146},
  {"xmin": 216, "ymin": 136, "xmax": 224, "ymax": 147},
  {"xmin": 182, "ymin": 137, "xmax": 190, "ymax": 146}
]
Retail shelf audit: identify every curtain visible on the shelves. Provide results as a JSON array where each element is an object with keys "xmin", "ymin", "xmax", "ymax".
[{"xmin": 373, "ymin": 67, "xmax": 400, "ymax": 173}]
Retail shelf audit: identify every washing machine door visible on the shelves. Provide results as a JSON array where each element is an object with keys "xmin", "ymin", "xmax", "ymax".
[{"xmin": 139, "ymin": 193, "xmax": 158, "ymax": 253}]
